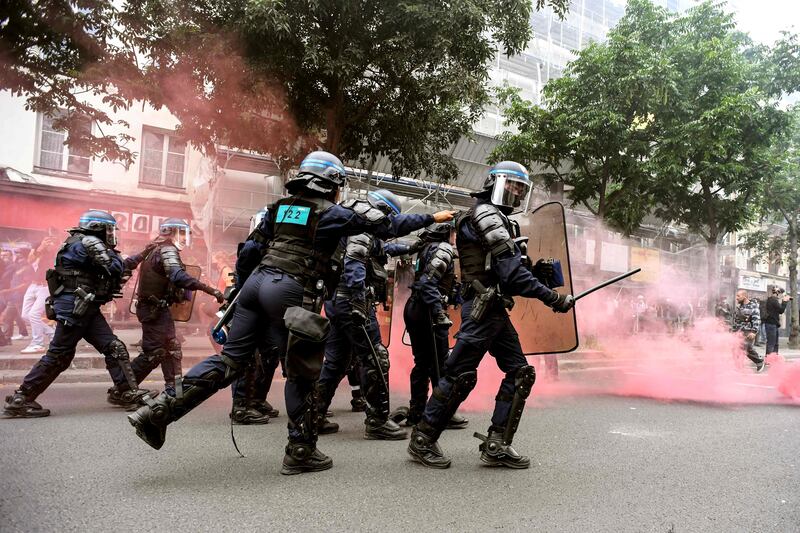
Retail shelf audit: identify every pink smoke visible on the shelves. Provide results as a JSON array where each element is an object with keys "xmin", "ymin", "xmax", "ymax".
[{"xmin": 387, "ymin": 220, "xmax": 800, "ymax": 411}]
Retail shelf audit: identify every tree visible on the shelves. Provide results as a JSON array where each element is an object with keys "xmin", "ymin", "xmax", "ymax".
[
  {"xmin": 492, "ymin": 0, "xmax": 674, "ymax": 270},
  {"xmin": 650, "ymin": 2, "xmax": 785, "ymax": 303},
  {"xmin": 0, "ymin": 0, "xmax": 148, "ymax": 166},
  {"xmin": 744, "ymin": 106, "xmax": 800, "ymax": 347},
  {"xmin": 124, "ymin": 0, "xmax": 571, "ymax": 179}
]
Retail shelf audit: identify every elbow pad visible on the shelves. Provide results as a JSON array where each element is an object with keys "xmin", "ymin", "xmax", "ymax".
[
  {"xmin": 345, "ymin": 233, "xmax": 372, "ymax": 263},
  {"xmin": 424, "ymin": 242, "xmax": 455, "ymax": 281}
]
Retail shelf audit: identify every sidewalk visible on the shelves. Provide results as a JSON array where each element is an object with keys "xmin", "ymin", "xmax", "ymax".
[{"xmin": 1, "ymin": 329, "xmax": 798, "ymax": 386}]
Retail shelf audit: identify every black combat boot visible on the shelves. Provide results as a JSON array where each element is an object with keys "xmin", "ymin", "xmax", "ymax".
[
  {"xmin": 252, "ymin": 399, "xmax": 279, "ymax": 418},
  {"xmin": 127, "ymin": 393, "xmax": 174, "ymax": 450},
  {"xmin": 3, "ymin": 390, "xmax": 50, "ymax": 418},
  {"xmin": 365, "ymin": 416, "xmax": 407, "ymax": 440},
  {"xmin": 475, "ymin": 430, "xmax": 530, "ymax": 469},
  {"xmin": 388, "ymin": 405, "xmax": 409, "ymax": 425},
  {"xmin": 446, "ymin": 412, "xmax": 469, "ymax": 430},
  {"xmin": 107, "ymin": 387, "xmax": 157, "ymax": 411},
  {"xmin": 407, "ymin": 423, "xmax": 451, "ymax": 469},
  {"xmin": 317, "ymin": 416, "xmax": 339, "ymax": 435},
  {"xmin": 350, "ymin": 395, "xmax": 366, "ymax": 412},
  {"xmin": 230, "ymin": 399, "xmax": 270, "ymax": 425},
  {"xmin": 281, "ymin": 442, "xmax": 333, "ymax": 475}
]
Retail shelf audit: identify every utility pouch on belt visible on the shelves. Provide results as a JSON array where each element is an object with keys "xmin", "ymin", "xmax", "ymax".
[
  {"xmin": 469, "ymin": 280, "xmax": 497, "ymax": 322},
  {"xmin": 44, "ymin": 297, "xmax": 56, "ymax": 320},
  {"xmin": 284, "ymin": 306, "xmax": 331, "ymax": 380},
  {"xmin": 72, "ymin": 287, "xmax": 95, "ymax": 318},
  {"xmin": 45, "ymin": 269, "xmax": 63, "ymax": 297}
]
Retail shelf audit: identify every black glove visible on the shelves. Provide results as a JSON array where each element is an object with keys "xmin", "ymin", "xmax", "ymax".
[
  {"xmin": 546, "ymin": 291, "xmax": 574, "ymax": 313},
  {"xmin": 351, "ymin": 299, "xmax": 369, "ymax": 325},
  {"xmin": 120, "ymin": 269, "xmax": 133, "ymax": 285},
  {"xmin": 407, "ymin": 238, "xmax": 424, "ymax": 255},
  {"xmin": 433, "ymin": 310, "xmax": 453, "ymax": 328},
  {"xmin": 532, "ymin": 258, "xmax": 555, "ymax": 280},
  {"xmin": 141, "ymin": 242, "xmax": 158, "ymax": 256},
  {"xmin": 202, "ymin": 284, "xmax": 225, "ymax": 304}
]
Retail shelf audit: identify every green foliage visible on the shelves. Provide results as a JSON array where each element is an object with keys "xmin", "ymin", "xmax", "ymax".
[
  {"xmin": 650, "ymin": 2, "xmax": 784, "ymax": 244},
  {"xmin": 494, "ymin": 0, "xmax": 785, "ymax": 246},
  {"xmin": 492, "ymin": 0, "xmax": 673, "ymax": 234},
  {"xmin": 0, "ymin": 0, "xmax": 146, "ymax": 166},
  {"xmin": 134, "ymin": 0, "xmax": 572, "ymax": 180},
  {"xmin": 1, "ymin": 0, "xmax": 571, "ymax": 178}
]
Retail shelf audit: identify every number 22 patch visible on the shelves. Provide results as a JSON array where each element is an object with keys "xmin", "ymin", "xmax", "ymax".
[{"xmin": 276, "ymin": 205, "xmax": 311, "ymax": 225}]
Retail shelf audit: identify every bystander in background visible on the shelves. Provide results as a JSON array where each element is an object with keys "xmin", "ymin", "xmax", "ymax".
[{"xmin": 764, "ymin": 286, "xmax": 790, "ymax": 357}]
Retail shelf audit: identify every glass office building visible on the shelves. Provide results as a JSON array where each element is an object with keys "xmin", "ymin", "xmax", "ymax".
[{"xmin": 476, "ymin": 0, "xmax": 696, "ymax": 136}]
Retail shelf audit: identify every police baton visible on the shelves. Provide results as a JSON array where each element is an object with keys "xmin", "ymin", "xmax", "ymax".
[{"xmin": 574, "ymin": 268, "xmax": 642, "ymax": 302}]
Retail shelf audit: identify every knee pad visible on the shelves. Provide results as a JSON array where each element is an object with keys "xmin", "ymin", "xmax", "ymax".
[
  {"xmin": 433, "ymin": 370, "xmax": 477, "ymax": 405},
  {"xmin": 513, "ymin": 365, "xmax": 536, "ymax": 400},
  {"xmin": 166, "ymin": 338, "xmax": 183, "ymax": 361},
  {"xmin": 142, "ymin": 347, "xmax": 166, "ymax": 364},
  {"xmin": 105, "ymin": 338, "xmax": 130, "ymax": 361}
]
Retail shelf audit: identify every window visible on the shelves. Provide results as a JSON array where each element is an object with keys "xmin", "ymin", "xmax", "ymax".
[
  {"xmin": 36, "ymin": 112, "xmax": 91, "ymax": 176},
  {"xmin": 140, "ymin": 128, "xmax": 186, "ymax": 189}
]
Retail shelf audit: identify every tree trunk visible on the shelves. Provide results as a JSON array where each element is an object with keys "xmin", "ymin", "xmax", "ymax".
[
  {"xmin": 593, "ymin": 217, "xmax": 603, "ymax": 276},
  {"xmin": 788, "ymin": 218, "xmax": 799, "ymax": 348},
  {"xmin": 706, "ymin": 238, "xmax": 719, "ymax": 308}
]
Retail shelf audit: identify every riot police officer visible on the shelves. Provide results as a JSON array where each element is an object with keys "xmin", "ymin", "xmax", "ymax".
[
  {"xmin": 406, "ymin": 161, "xmax": 574, "ymax": 469},
  {"xmin": 3, "ymin": 211, "xmax": 149, "ymax": 417},
  {"xmin": 108, "ymin": 219, "xmax": 225, "ymax": 406},
  {"xmin": 127, "ymin": 151, "xmax": 454, "ymax": 475},
  {"xmin": 391, "ymin": 222, "xmax": 468, "ymax": 430},
  {"xmin": 229, "ymin": 207, "xmax": 281, "ymax": 425},
  {"xmin": 316, "ymin": 189, "xmax": 421, "ymax": 440}
]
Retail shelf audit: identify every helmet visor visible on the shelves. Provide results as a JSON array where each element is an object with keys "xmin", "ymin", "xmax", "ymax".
[
  {"xmin": 106, "ymin": 225, "xmax": 117, "ymax": 247},
  {"xmin": 163, "ymin": 223, "xmax": 191, "ymax": 250},
  {"xmin": 490, "ymin": 175, "xmax": 532, "ymax": 214}
]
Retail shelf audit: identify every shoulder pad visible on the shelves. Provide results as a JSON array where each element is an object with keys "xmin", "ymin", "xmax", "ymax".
[
  {"xmin": 160, "ymin": 245, "xmax": 184, "ymax": 274},
  {"xmin": 81, "ymin": 235, "xmax": 113, "ymax": 269},
  {"xmin": 345, "ymin": 233, "xmax": 372, "ymax": 262},
  {"xmin": 342, "ymin": 199, "xmax": 388, "ymax": 223},
  {"xmin": 425, "ymin": 242, "xmax": 455, "ymax": 280},
  {"xmin": 471, "ymin": 204, "xmax": 515, "ymax": 258}
]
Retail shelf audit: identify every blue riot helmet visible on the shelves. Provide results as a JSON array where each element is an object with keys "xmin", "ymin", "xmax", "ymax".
[
  {"xmin": 286, "ymin": 151, "xmax": 348, "ymax": 197},
  {"xmin": 475, "ymin": 161, "xmax": 532, "ymax": 215},
  {"xmin": 78, "ymin": 210, "xmax": 118, "ymax": 246},
  {"xmin": 249, "ymin": 207, "xmax": 268, "ymax": 233},
  {"xmin": 367, "ymin": 189, "xmax": 402, "ymax": 216},
  {"xmin": 159, "ymin": 218, "xmax": 191, "ymax": 250}
]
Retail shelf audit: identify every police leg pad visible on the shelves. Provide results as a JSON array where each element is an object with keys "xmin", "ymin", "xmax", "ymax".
[
  {"xmin": 284, "ymin": 306, "xmax": 330, "ymax": 381},
  {"xmin": 428, "ymin": 371, "xmax": 478, "ymax": 440},
  {"xmin": 502, "ymin": 365, "xmax": 536, "ymax": 445},
  {"xmin": 106, "ymin": 338, "xmax": 139, "ymax": 392}
]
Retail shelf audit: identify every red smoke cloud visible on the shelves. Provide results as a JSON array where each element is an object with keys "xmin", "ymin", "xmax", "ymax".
[{"xmin": 387, "ymin": 219, "xmax": 800, "ymax": 411}]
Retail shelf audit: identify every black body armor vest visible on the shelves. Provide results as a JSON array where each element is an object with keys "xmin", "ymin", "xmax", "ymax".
[
  {"xmin": 260, "ymin": 195, "xmax": 336, "ymax": 291},
  {"xmin": 50, "ymin": 233, "xmax": 115, "ymax": 303},
  {"xmin": 137, "ymin": 246, "xmax": 183, "ymax": 304}
]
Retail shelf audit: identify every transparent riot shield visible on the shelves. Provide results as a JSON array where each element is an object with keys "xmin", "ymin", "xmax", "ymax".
[
  {"xmin": 375, "ymin": 261, "xmax": 411, "ymax": 347},
  {"xmin": 512, "ymin": 202, "xmax": 578, "ymax": 354},
  {"xmin": 391, "ymin": 259, "xmax": 415, "ymax": 347},
  {"xmin": 170, "ymin": 265, "xmax": 202, "ymax": 322}
]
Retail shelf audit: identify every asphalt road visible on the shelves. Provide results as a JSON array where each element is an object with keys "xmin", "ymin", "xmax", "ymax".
[{"xmin": 1, "ymin": 381, "xmax": 798, "ymax": 532}]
